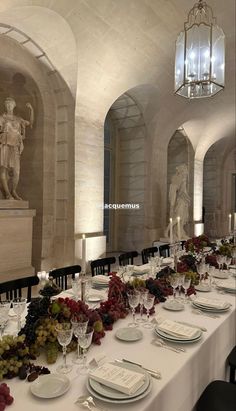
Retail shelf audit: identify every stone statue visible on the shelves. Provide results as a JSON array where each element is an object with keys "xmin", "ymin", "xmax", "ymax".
[
  {"xmin": 0, "ymin": 97, "xmax": 34, "ymax": 200},
  {"xmin": 165, "ymin": 164, "xmax": 191, "ymax": 241}
]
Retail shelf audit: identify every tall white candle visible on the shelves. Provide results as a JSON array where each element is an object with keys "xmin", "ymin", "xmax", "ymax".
[
  {"xmin": 82, "ymin": 234, "xmax": 86, "ymax": 274},
  {"xmin": 229, "ymin": 214, "xmax": 232, "ymax": 234},
  {"xmin": 170, "ymin": 218, "xmax": 173, "ymax": 244},
  {"xmin": 177, "ymin": 216, "xmax": 181, "ymax": 241},
  {"xmin": 234, "ymin": 213, "xmax": 236, "ymax": 231}
]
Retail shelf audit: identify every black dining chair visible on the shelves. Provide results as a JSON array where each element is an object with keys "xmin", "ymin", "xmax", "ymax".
[
  {"xmin": 141, "ymin": 247, "xmax": 158, "ymax": 264},
  {"xmin": 228, "ymin": 346, "xmax": 236, "ymax": 384},
  {"xmin": 49, "ymin": 265, "xmax": 81, "ymax": 290},
  {"xmin": 119, "ymin": 251, "xmax": 138, "ymax": 266},
  {"xmin": 196, "ymin": 380, "xmax": 236, "ymax": 411},
  {"xmin": 90, "ymin": 257, "xmax": 116, "ymax": 276},
  {"xmin": 0, "ymin": 275, "xmax": 39, "ymax": 302},
  {"xmin": 159, "ymin": 244, "xmax": 170, "ymax": 258}
]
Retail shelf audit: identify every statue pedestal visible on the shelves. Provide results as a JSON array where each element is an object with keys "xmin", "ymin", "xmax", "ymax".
[{"xmin": 0, "ymin": 200, "xmax": 36, "ymax": 282}]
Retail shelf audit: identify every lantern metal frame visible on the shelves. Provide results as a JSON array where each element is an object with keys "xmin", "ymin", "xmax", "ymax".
[{"xmin": 174, "ymin": 0, "xmax": 225, "ymax": 99}]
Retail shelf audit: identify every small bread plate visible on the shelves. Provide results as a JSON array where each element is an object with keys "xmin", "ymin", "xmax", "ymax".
[{"xmin": 30, "ymin": 374, "xmax": 70, "ymax": 399}]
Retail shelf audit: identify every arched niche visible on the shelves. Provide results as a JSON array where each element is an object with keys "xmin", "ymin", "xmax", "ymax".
[
  {"xmin": 167, "ymin": 129, "xmax": 194, "ymax": 237},
  {"xmin": 203, "ymin": 135, "xmax": 236, "ymax": 238},
  {"xmin": 0, "ymin": 33, "xmax": 75, "ymax": 272}
]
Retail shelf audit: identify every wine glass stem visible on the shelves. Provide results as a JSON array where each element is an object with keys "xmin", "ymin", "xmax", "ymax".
[
  {"xmin": 132, "ymin": 308, "xmax": 135, "ymax": 325},
  {"xmin": 146, "ymin": 309, "xmax": 150, "ymax": 323},
  {"xmin": 140, "ymin": 304, "xmax": 143, "ymax": 319},
  {"xmin": 17, "ymin": 314, "xmax": 21, "ymax": 333},
  {"xmin": 63, "ymin": 345, "xmax": 67, "ymax": 368}
]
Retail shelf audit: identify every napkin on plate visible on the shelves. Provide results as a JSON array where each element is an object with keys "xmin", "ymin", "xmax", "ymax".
[
  {"xmin": 158, "ymin": 319, "xmax": 199, "ymax": 339},
  {"xmin": 133, "ymin": 264, "xmax": 150, "ymax": 274},
  {"xmin": 162, "ymin": 257, "xmax": 173, "ymax": 265},
  {"xmin": 92, "ymin": 275, "xmax": 110, "ymax": 284},
  {"xmin": 194, "ymin": 297, "xmax": 228, "ymax": 309},
  {"xmin": 215, "ymin": 280, "xmax": 236, "ymax": 290},
  {"xmin": 89, "ymin": 363, "xmax": 145, "ymax": 395}
]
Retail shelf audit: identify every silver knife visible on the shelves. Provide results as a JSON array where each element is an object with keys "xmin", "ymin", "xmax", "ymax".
[{"xmin": 115, "ymin": 359, "xmax": 161, "ymax": 379}]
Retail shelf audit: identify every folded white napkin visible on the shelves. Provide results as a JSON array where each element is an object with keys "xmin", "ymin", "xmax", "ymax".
[
  {"xmin": 89, "ymin": 363, "xmax": 145, "ymax": 395},
  {"xmin": 133, "ymin": 264, "xmax": 150, "ymax": 274},
  {"xmin": 162, "ymin": 257, "xmax": 173, "ymax": 265},
  {"xmin": 92, "ymin": 275, "xmax": 110, "ymax": 283},
  {"xmin": 215, "ymin": 280, "xmax": 236, "ymax": 290},
  {"xmin": 158, "ymin": 319, "xmax": 199, "ymax": 339},
  {"xmin": 194, "ymin": 297, "xmax": 228, "ymax": 309}
]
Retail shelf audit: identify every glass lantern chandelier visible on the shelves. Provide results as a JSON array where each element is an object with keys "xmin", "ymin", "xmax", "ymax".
[{"xmin": 174, "ymin": 0, "xmax": 225, "ymax": 99}]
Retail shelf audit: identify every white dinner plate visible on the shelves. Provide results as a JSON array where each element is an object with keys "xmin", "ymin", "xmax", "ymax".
[
  {"xmin": 154, "ymin": 327, "xmax": 202, "ymax": 344},
  {"xmin": 192, "ymin": 301, "xmax": 230, "ymax": 313},
  {"xmin": 115, "ymin": 327, "xmax": 143, "ymax": 342},
  {"xmin": 86, "ymin": 368, "xmax": 152, "ymax": 404},
  {"xmin": 89, "ymin": 362, "xmax": 149, "ymax": 400},
  {"xmin": 30, "ymin": 374, "xmax": 70, "ymax": 399},
  {"xmin": 163, "ymin": 300, "xmax": 185, "ymax": 311},
  {"xmin": 213, "ymin": 271, "xmax": 229, "ymax": 279},
  {"xmin": 86, "ymin": 294, "xmax": 103, "ymax": 302},
  {"xmin": 195, "ymin": 284, "xmax": 211, "ymax": 292}
]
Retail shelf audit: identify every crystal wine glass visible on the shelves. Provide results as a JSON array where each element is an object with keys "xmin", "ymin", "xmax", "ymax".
[
  {"xmin": 225, "ymin": 256, "xmax": 232, "ymax": 270},
  {"xmin": 177, "ymin": 274, "xmax": 185, "ymax": 299},
  {"xmin": 142, "ymin": 294, "xmax": 155, "ymax": 329},
  {"xmin": 127, "ymin": 290, "xmax": 140, "ymax": 327},
  {"xmin": 0, "ymin": 301, "xmax": 11, "ymax": 336},
  {"xmin": 56, "ymin": 323, "xmax": 73, "ymax": 373},
  {"xmin": 71, "ymin": 316, "xmax": 88, "ymax": 364},
  {"xmin": 182, "ymin": 277, "xmax": 191, "ymax": 303},
  {"xmin": 197, "ymin": 263, "xmax": 206, "ymax": 284},
  {"xmin": 77, "ymin": 329, "xmax": 94, "ymax": 374},
  {"xmin": 170, "ymin": 275, "xmax": 179, "ymax": 299},
  {"xmin": 71, "ymin": 279, "xmax": 80, "ymax": 300},
  {"xmin": 136, "ymin": 289, "xmax": 149, "ymax": 323},
  {"xmin": 12, "ymin": 298, "xmax": 27, "ymax": 333}
]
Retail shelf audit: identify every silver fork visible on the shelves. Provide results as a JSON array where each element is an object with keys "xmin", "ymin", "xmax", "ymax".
[
  {"xmin": 151, "ymin": 339, "xmax": 185, "ymax": 353},
  {"xmin": 75, "ymin": 395, "xmax": 105, "ymax": 411}
]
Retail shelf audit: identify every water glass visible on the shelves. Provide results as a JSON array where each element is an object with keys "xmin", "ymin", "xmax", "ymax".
[
  {"xmin": 12, "ymin": 298, "xmax": 27, "ymax": 333},
  {"xmin": 71, "ymin": 279, "xmax": 80, "ymax": 300},
  {"xmin": 170, "ymin": 275, "xmax": 179, "ymax": 299},
  {"xmin": 127, "ymin": 290, "xmax": 140, "ymax": 327},
  {"xmin": 137, "ymin": 289, "xmax": 149, "ymax": 323},
  {"xmin": 177, "ymin": 275, "xmax": 185, "ymax": 298},
  {"xmin": 71, "ymin": 317, "xmax": 88, "ymax": 364},
  {"xmin": 0, "ymin": 301, "xmax": 11, "ymax": 336},
  {"xmin": 143, "ymin": 294, "xmax": 155, "ymax": 329},
  {"xmin": 182, "ymin": 277, "xmax": 191, "ymax": 303},
  {"xmin": 56, "ymin": 323, "xmax": 73, "ymax": 373},
  {"xmin": 77, "ymin": 330, "xmax": 94, "ymax": 374}
]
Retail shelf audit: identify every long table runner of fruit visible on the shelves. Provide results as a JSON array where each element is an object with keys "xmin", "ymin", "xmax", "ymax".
[{"xmin": 0, "ymin": 235, "xmax": 234, "ymax": 388}]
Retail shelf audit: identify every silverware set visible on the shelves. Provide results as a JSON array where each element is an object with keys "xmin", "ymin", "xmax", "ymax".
[
  {"xmin": 76, "ymin": 395, "xmax": 106, "ymax": 411},
  {"xmin": 151, "ymin": 338, "xmax": 186, "ymax": 353},
  {"xmin": 115, "ymin": 358, "xmax": 162, "ymax": 379}
]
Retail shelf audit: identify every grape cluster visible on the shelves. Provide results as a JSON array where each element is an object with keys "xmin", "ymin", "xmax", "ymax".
[
  {"xmin": 18, "ymin": 363, "xmax": 50, "ymax": 381},
  {"xmin": 0, "ymin": 383, "xmax": 14, "ymax": 411},
  {"xmin": 19, "ymin": 297, "xmax": 51, "ymax": 344},
  {"xmin": 179, "ymin": 254, "xmax": 197, "ymax": 272},
  {"xmin": 108, "ymin": 274, "xmax": 127, "ymax": 304},
  {"xmin": 39, "ymin": 278, "xmax": 61, "ymax": 297},
  {"xmin": 0, "ymin": 335, "xmax": 30, "ymax": 380},
  {"xmin": 98, "ymin": 298, "xmax": 128, "ymax": 331},
  {"xmin": 145, "ymin": 278, "xmax": 167, "ymax": 303}
]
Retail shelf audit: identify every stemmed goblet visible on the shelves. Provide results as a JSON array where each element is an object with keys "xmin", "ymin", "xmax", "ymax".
[
  {"xmin": 77, "ymin": 329, "xmax": 94, "ymax": 374},
  {"xmin": 12, "ymin": 298, "xmax": 27, "ymax": 333},
  {"xmin": 137, "ymin": 289, "xmax": 149, "ymax": 324},
  {"xmin": 170, "ymin": 275, "xmax": 179, "ymax": 299},
  {"xmin": 0, "ymin": 301, "xmax": 11, "ymax": 336},
  {"xmin": 56, "ymin": 322, "xmax": 73, "ymax": 374},
  {"xmin": 127, "ymin": 290, "xmax": 140, "ymax": 328},
  {"xmin": 182, "ymin": 277, "xmax": 191, "ymax": 303},
  {"xmin": 71, "ymin": 316, "xmax": 88, "ymax": 364},
  {"xmin": 71, "ymin": 279, "xmax": 80, "ymax": 300},
  {"xmin": 142, "ymin": 294, "xmax": 155, "ymax": 329},
  {"xmin": 177, "ymin": 274, "xmax": 185, "ymax": 299}
]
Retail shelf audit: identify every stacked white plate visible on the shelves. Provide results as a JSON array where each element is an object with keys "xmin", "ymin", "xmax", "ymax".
[
  {"xmin": 132, "ymin": 264, "xmax": 150, "ymax": 275},
  {"xmin": 86, "ymin": 362, "xmax": 152, "ymax": 404},
  {"xmin": 92, "ymin": 275, "xmax": 110, "ymax": 289},
  {"xmin": 161, "ymin": 257, "xmax": 173, "ymax": 266},
  {"xmin": 154, "ymin": 321, "xmax": 202, "ymax": 344},
  {"xmin": 215, "ymin": 279, "xmax": 236, "ymax": 294},
  {"xmin": 212, "ymin": 270, "xmax": 229, "ymax": 279},
  {"xmin": 192, "ymin": 297, "xmax": 231, "ymax": 313}
]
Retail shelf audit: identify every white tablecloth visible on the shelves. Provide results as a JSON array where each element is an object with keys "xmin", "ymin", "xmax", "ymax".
[{"xmin": 5, "ymin": 288, "xmax": 236, "ymax": 411}]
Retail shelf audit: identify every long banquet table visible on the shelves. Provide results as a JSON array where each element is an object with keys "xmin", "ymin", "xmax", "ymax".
[{"xmin": 4, "ymin": 285, "xmax": 236, "ymax": 411}]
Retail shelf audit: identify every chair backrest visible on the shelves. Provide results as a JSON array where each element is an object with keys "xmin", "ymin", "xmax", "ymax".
[
  {"xmin": 181, "ymin": 240, "xmax": 186, "ymax": 250},
  {"xmin": 50, "ymin": 265, "xmax": 81, "ymax": 290},
  {"xmin": 0, "ymin": 275, "xmax": 39, "ymax": 302},
  {"xmin": 159, "ymin": 244, "xmax": 170, "ymax": 258},
  {"xmin": 119, "ymin": 251, "xmax": 138, "ymax": 266},
  {"xmin": 90, "ymin": 257, "xmax": 116, "ymax": 276},
  {"xmin": 141, "ymin": 247, "xmax": 158, "ymax": 264}
]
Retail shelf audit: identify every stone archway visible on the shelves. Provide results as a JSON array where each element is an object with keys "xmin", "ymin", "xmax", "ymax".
[{"xmin": 0, "ymin": 30, "xmax": 75, "ymax": 275}]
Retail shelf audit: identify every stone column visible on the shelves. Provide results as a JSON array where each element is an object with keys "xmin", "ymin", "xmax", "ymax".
[
  {"xmin": 74, "ymin": 114, "xmax": 106, "ymax": 268},
  {"xmin": 194, "ymin": 158, "xmax": 204, "ymax": 235},
  {"xmin": 0, "ymin": 200, "xmax": 36, "ymax": 281}
]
